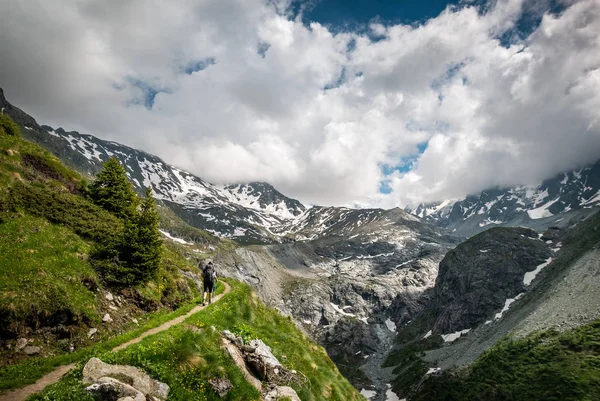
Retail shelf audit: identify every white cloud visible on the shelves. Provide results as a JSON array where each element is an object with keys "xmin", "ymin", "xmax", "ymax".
[{"xmin": 0, "ymin": 0, "xmax": 599, "ymax": 208}]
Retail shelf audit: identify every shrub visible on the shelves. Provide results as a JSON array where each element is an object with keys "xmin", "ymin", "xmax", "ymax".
[{"xmin": 0, "ymin": 114, "xmax": 20, "ymax": 137}]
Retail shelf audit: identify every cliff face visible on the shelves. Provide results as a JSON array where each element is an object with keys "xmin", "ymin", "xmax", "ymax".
[{"xmin": 430, "ymin": 227, "xmax": 552, "ymax": 333}]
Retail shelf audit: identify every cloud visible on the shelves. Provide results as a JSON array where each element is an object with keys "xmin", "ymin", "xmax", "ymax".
[{"xmin": 0, "ymin": 0, "xmax": 599, "ymax": 208}]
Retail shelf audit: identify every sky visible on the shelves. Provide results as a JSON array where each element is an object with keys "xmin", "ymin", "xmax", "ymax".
[{"xmin": 0, "ymin": 0, "xmax": 599, "ymax": 208}]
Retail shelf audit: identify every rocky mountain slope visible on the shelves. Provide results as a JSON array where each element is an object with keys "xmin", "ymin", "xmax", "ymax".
[
  {"xmin": 408, "ymin": 163, "xmax": 600, "ymax": 237},
  {"xmin": 384, "ymin": 210, "xmax": 600, "ymax": 400},
  {"xmin": 213, "ymin": 208, "xmax": 458, "ymax": 397}
]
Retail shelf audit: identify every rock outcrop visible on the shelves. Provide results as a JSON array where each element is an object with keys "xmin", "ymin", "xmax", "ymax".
[
  {"xmin": 221, "ymin": 331, "xmax": 302, "ymax": 400},
  {"xmin": 82, "ymin": 358, "xmax": 169, "ymax": 401}
]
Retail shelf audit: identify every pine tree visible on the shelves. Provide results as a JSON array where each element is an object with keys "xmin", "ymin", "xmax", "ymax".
[
  {"xmin": 125, "ymin": 187, "xmax": 162, "ymax": 282},
  {"xmin": 88, "ymin": 157, "xmax": 138, "ymax": 219}
]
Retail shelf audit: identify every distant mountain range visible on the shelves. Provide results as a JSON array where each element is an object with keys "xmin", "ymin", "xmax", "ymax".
[
  {"xmin": 407, "ymin": 161, "xmax": 600, "ymax": 236},
  {"xmin": 2, "ymin": 87, "xmax": 599, "ymax": 244}
]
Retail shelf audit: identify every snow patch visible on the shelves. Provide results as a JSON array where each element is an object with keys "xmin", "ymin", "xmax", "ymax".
[
  {"xmin": 330, "ymin": 302, "xmax": 355, "ymax": 317},
  {"xmin": 423, "ymin": 330, "xmax": 432, "ymax": 339},
  {"xmin": 441, "ymin": 328, "xmax": 471, "ymax": 343},
  {"xmin": 426, "ymin": 367, "xmax": 441, "ymax": 375},
  {"xmin": 523, "ymin": 257, "xmax": 553, "ymax": 285},
  {"xmin": 385, "ymin": 318, "xmax": 397, "ymax": 332},
  {"xmin": 360, "ymin": 389, "xmax": 376, "ymax": 399},
  {"xmin": 494, "ymin": 293, "xmax": 524, "ymax": 320},
  {"xmin": 527, "ymin": 197, "xmax": 560, "ymax": 219},
  {"xmin": 159, "ymin": 230, "xmax": 192, "ymax": 245},
  {"xmin": 386, "ymin": 384, "xmax": 402, "ymax": 401}
]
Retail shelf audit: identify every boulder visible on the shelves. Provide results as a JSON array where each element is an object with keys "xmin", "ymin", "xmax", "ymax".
[
  {"xmin": 88, "ymin": 328, "xmax": 98, "ymax": 338},
  {"xmin": 83, "ymin": 358, "xmax": 169, "ymax": 400},
  {"xmin": 208, "ymin": 377, "xmax": 233, "ymax": 398},
  {"xmin": 23, "ymin": 346, "xmax": 41, "ymax": 356},
  {"xmin": 246, "ymin": 340, "xmax": 282, "ymax": 382},
  {"xmin": 85, "ymin": 377, "xmax": 145, "ymax": 401},
  {"xmin": 103, "ymin": 314, "xmax": 113, "ymax": 323},
  {"xmin": 264, "ymin": 385, "xmax": 301, "ymax": 401},
  {"xmin": 16, "ymin": 338, "xmax": 28, "ymax": 350}
]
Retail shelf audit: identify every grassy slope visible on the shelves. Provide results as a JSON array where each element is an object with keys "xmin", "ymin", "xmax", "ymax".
[
  {"xmin": 412, "ymin": 319, "xmax": 600, "ymax": 401},
  {"xmin": 0, "ymin": 216, "xmax": 98, "ymax": 334},
  {"xmin": 29, "ymin": 280, "xmax": 363, "ymax": 401},
  {"xmin": 0, "ymin": 125, "xmax": 201, "ymax": 365},
  {"xmin": 0, "ymin": 283, "xmax": 224, "ymax": 392}
]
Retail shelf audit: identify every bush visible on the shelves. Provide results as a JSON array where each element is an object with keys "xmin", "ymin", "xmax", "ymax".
[
  {"xmin": 9, "ymin": 181, "xmax": 122, "ymax": 243},
  {"xmin": 0, "ymin": 114, "xmax": 20, "ymax": 137}
]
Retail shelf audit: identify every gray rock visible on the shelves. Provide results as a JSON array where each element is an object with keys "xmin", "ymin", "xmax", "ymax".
[
  {"xmin": 85, "ymin": 377, "xmax": 145, "ymax": 401},
  {"xmin": 222, "ymin": 330, "xmax": 237, "ymax": 342},
  {"xmin": 16, "ymin": 338, "xmax": 28, "ymax": 350},
  {"xmin": 103, "ymin": 314, "xmax": 113, "ymax": 323},
  {"xmin": 82, "ymin": 358, "xmax": 170, "ymax": 400},
  {"xmin": 208, "ymin": 377, "xmax": 233, "ymax": 398},
  {"xmin": 105, "ymin": 292, "xmax": 114, "ymax": 301},
  {"xmin": 23, "ymin": 346, "xmax": 41, "ymax": 356},
  {"xmin": 264, "ymin": 385, "xmax": 301, "ymax": 401},
  {"xmin": 246, "ymin": 340, "xmax": 283, "ymax": 382},
  {"xmin": 88, "ymin": 328, "xmax": 98, "ymax": 338}
]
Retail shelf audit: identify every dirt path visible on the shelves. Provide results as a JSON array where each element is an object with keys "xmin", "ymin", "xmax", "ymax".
[{"xmin": 0, "ymin": 282, "xmax": 231, "ymax": 401}]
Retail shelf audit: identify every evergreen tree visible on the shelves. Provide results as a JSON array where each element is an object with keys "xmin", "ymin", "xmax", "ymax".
[
  {"xmin": 88, "ymin": 157, "xmax": 138, "ymax": 218},
  {"xmin": 124, "ymin": 187, "xmax": 162, "ymax": 282}
]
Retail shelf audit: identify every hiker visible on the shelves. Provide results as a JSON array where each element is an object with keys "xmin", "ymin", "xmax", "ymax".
[{"xmin": 201, "ymin": 261, "xmax": 217, "ymax": 306}]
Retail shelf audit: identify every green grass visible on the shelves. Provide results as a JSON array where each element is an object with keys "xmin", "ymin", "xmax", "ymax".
[
  {"xmin": 412, "ymin": 319, "xmax": 600, "ymax": 401},
  {"xmin": 26, "ymin": 280, "xmax": 362, "ymax": 401},
  {"xmin": 0, "ymin": 282, "xmax": 224, "ymax": 392},
  {"xmin": 0, "ymin": 215, "xmax": 99, "ymax": 334}
]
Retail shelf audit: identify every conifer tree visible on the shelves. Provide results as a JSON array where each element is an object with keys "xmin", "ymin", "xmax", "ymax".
[
  {"xmin": 125, "ymin": 187, "xmax": 162, "ymax": 282},
  {"xmin": 88, "ymin": 157, "xmax": 138, "ymax": 219}
]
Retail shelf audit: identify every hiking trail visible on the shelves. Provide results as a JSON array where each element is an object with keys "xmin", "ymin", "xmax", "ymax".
[{"xmin": 0, "ymin": 282, "xmax": 231, "ymax": 401}]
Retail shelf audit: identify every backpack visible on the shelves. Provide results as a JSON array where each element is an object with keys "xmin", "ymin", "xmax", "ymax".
[{"xmin": 203, "ymin": 265, "xmax": 215, "ymax": 281}]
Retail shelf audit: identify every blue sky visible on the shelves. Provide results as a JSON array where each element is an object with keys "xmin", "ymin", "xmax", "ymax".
[{"xmin": 299, "ymin": 0, "xmax": 462, "ymax": 27}]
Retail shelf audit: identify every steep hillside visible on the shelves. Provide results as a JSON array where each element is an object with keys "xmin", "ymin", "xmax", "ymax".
[
  {"xmin": 408, "ymin": 163, "xmax": 600, "ymax": 236},
  {"xmin": 383, "ymin": 210, "xmax": 600, "ymax": 401},
  {"xmin": 16, "ymin": 281, "xmax": 363, "ymax": 401},
  {"xmin": 0, "ymin": 119, "xmax": 203, "ymax": 366}
]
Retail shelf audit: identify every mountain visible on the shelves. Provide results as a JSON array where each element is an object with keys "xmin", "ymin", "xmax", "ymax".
[
  {"xmin": 0, "ymin": 88, "xmax": 308, "ymax": 245},
  {"xmin": 408, "ymin": 164, "xmax": 600, "ymax": 236},
  {"xmin": 384, "ymin": 210, "xmax": 600, "ymax": 400}
]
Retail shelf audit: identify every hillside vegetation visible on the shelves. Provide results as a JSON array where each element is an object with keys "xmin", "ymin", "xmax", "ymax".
[
  {"xmin": 412, "ymin": 319, "xmax": 600, "ymax": 401},
  {"xmin": 30, "ymin": 280, "xmax": 363, "ymax": 401},
  {"xmin": 0, "ymin": 117, "xmax": 201, "ymax": 362}
]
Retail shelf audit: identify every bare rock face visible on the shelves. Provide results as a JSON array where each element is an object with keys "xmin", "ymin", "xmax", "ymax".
[
  {"xmin": 430, "ymin": 227, "xmax": 552, "ymax": 333},
  {"xmin": 15, "ymin": 338, "xmax": 28, "ymax": 350},
  {"xmin": 208, "ymin": 377, "xmax": 233, "ymax": 398},
  {"xmin": 82, "ymin": 358, "xmax": 169, "ymax": 401}
]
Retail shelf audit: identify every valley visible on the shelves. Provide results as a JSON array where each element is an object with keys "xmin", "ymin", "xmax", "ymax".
[{"xmin": 1, "ymin": 87, "xmax": 600, "ymax": 401}]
